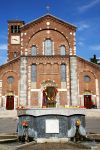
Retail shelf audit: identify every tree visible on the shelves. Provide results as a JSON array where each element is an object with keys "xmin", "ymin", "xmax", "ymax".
[{"xmin": 90, "ymin": 54, "xmax": 100, "ymax": 65}]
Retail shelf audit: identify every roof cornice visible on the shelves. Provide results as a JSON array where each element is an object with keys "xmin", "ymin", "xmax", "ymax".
[
  {"xmin": 21, "ymin": 14, "xmax": 77, "ymax": 30},
  {"xmin": 77, "ymin": 55, "xmax": 100, "ymax": 69},
  {"xmin": 0, "ymin": 57, "xmax": 20, "ymax": 69}
]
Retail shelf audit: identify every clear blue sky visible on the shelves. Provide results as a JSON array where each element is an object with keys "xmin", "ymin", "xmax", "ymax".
[{"xmin": 0, "ymin": 0, "xmax": 100, "ymax": 65}]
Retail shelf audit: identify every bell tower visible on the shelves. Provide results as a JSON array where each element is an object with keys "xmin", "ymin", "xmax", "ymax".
[{"xmin": 8, "ymin": 20, "xmax": 24, "ymax": 61}]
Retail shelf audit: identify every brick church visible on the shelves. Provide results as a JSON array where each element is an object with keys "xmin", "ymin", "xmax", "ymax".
[{"xmin": 0, "ymin": 14, "xmax": 100, "ymax": 110}]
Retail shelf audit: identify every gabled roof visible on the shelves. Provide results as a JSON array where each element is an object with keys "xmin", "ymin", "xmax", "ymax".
[
  {"xmin": 0, "ymin": 56, "xmax": 20, "ymax": 69},
  {"xmin": 77, "ymin": 55, "xmax": 100, "ymax": 69},
  {"xmin": 21, "ymin": 14, "xmax": 77, "ymax": 30}
]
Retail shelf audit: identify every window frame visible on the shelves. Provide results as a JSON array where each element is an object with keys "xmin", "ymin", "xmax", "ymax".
[
  {"xmin": 61, "ymin": 64, "xmax": 66, "ymax": 82},
  {"xmin": 31, "ymin": 45, "xmax": 37, "ymax": 56},
  {"xmin": 11, "ymin": 25, "xmax": 20, "ymax": 33},
  {"xmin": 44, "ymin": 39, "xmax": 53, "ymax": 55},
  {"xmin": 7, "ymin": 76, "xmax": 14, "ymax": 84},
  {"xmin": 14, "ymin": 52, "xmax": 17, "ymax": 58},
  {"xmin": 31, "ymin": 64, "xmax": 37, "ymax": 82},
  {"xmin": 84, "ymin": 75, "xmax": 91, "ymax": 82},
  {"xmin": 60, "ymin": 45, "xmax": 66, "ymax": 56}
]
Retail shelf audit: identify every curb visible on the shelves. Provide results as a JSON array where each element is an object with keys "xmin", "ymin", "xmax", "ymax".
[{"xmin": 15, "ymin": 141, "xmax": 36, "ymax": 150}]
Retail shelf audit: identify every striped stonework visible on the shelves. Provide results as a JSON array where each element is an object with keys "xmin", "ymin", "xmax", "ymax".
[
  {"xmin": 0, "ymin": 80, "xmax": 2, "ymax": 107},
  {"xmin": 66, "ymin": 62, "xmax": 70, "ymax": 106},
  {"xmin": 19, "ymin": 57, "xmax": 27, "ymax": 106},
  {"xmin": 73, "ymin": 32, "xmax": 76, "ymax": 55},
  {"xmin": 96, "ymin": 79, "xmax": 100, "ymax": 108},
  {"xmin": 70, "ymin": 56, "xmax": 78, "ymax": 106},
  {"xmin": 28, "ymin": 65, "xmax": 31, "ymax": 106}
]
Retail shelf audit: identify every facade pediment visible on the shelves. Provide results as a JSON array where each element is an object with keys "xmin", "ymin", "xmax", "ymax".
[{"xmin": 21, "ymin": 14, "xmax": 77, "ymax": 31}]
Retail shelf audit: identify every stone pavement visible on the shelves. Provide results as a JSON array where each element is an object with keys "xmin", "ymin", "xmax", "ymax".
[{"xmin": 0, "ymin": 110, "xmax": 17, "ymax": 118}]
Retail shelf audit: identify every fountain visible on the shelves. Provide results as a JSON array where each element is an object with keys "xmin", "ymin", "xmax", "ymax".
[
  {"xmin": 1, "ymin": 109, "xmax": 100, "ymax": 149},
  {"xmin": 17, "ymin": 108, "xmax": 86, "ymax": 143}
]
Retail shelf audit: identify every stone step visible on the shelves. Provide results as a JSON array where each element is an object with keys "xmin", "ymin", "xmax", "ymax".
[
  {"xmin": 0, "ymin": 135, "xmax": 17, "ymax": 139},
  {"xmin": 0, "ymin": 138, "xmax": 17, "ymax": 143}
]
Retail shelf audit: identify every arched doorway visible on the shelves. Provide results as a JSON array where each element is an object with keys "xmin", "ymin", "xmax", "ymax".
[
  {"xmin": 84, "ymin": 91, "xmax": 93, "ymax": 109},
  {"xmin": 6, "ymin": 92, "xmax": 14, "ymax": 110},
  {"xmin": 84, "ymin": 95, "xmax": 92, "ymax": 109},
  {"xmin": 41, "ymin": 80, "xmax": 58, "ymax": 108}
]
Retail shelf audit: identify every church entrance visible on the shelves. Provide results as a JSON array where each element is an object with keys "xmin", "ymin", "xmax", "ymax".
[
  {"xmin": 6, "ymin": 96, "xmax": 14, "ymax": 110},
  {"xmin": 42, "ymin": 86, "xmax": 58, "ymax": 107},
  {"xmin": 84, "ymin": 95, "xmax": 93, "ymax": 109}
]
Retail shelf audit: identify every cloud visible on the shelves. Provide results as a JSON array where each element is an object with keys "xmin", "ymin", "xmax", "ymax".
[
  {"xmin": 0, "ymin": 44, "xmax": 7, "ymax": 50},
  {"xmin": 78, "ymin": 0, "xmax": 100, "ymax": 13},
  {"xmin": 77, "ymin": 41, "xmax": 84, "ymax": 46},
  {"xmin": 90, "ymin": 45, "xmax": 100, "ymax": 51},
  {"xmin": 78, "ymin": 23, "xmax": 90, "ymax": 31}
]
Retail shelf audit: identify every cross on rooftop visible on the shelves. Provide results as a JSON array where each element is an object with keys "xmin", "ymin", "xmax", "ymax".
[{"xmin": 46, "ymin": 5, "xmax": 50, "ymax": 13}]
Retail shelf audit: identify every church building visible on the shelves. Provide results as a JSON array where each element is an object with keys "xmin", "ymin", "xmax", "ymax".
[{"xmin": 0, "ymin": 14, "xmax": 100, "ymax": 110}]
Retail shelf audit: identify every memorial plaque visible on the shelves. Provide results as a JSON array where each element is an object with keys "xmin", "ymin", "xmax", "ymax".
[{"xmin": 45, "ymin": 119, "xmax": 59, "ymax": 133}]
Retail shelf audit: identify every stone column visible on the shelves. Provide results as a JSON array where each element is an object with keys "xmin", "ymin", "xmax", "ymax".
[
  {"xmin": 19, "ymin": 56, "xmax": 27, "ymax": 106},
  {"xmin": 56, "ymin": 92, "xmax": 60, "ymax": 108},
  {"xmin": 66, "ymin": 62, "xmax": 70, "ymax": 106},
  {"xmin": 14, "ymin": 96, "xmax": 18, "ymax": 109},
  {"xmin": 70, "ymin": 56, "xmax": 78, "ymax": 106},
  {"xmin": 28, "ymin": 65, "xmax": 31, "ymax": 107},
  {"xmin": 95, "ymin": 79, "xmax": 100, "ymax": 108},
  {"xmin": 0, "ymin": 80, "xmax": 2, "ymax": 107},
  {"xmin": 38, "ymin": 90, "xmax": 42, "ymax": 107}
]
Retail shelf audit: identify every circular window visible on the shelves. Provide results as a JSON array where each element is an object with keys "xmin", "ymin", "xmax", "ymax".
[
  {"xmin": 84, "ymin": 75, "xmax": 91, "ymax": 82},
  {"xmin": 7, "ymin": 76, "xmax": 14, "ymax": 84}
]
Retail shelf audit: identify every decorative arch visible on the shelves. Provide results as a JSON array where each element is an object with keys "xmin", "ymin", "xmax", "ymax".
[
  {"xmin": 41, "ymin": 79, "xmax": 58, "ymax": 89},
  {"xmin": 0, "ymin": 70, "xmax": 19, "ymax": 110},
  {"xmin": 78, "ymin": 70, "xmax": 97, "ymax": 79},
  {"xmin": 84, "ymin": 90, "xmax": 91, "ymax": 95},
  {"xmin": 27, "ymin": 29, "xmax": 70, "ymax": 53},
  {"xmin": 41, "ymin": 80, "xmax": 58, "ymax": 107},
  {"xmin": 0, "ymin": 70, "xmax": 19, "ymax": 79},
  {"xmin": 1, "ymin": 70, "xmax": 19, "ymax": 95}
]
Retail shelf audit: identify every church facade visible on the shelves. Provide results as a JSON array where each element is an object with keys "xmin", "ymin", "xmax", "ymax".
[{"xmin": 0, "ymin": 14, "xmax": 100, "ymax": 110}]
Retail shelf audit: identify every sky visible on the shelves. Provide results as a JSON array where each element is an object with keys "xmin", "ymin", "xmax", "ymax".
[{"xmin": 0, "ymin": 0, "xmax": 100, "ymax": 65}]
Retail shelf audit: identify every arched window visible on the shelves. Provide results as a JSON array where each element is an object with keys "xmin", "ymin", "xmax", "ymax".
[
  {"xmin": 44, "ymin": 39, "xmax": 52, "ymax": 55},
  {"xmin": 61, "ymin": 64, "xmax": 66, "ymax": 81},
  {"xmin": 84, "ymin": 75, "xmax": 91, "ymax": 82},
  {"xmin": 31, "ymin": 64, "xmax": 37, "ymax": 82},
  {"xmin": 31, "ymin": 45, "xmax": 37, "ymax": 56},
  {"xmin": 60, "ymin": 45, "xmax": 66, "ymax": 55},
  {"xmin": 14, "ymin": 52, "xmax": 17, "ymax": 58},
  {"xmin": 7, "ymin": 76, "xmax": 14, "ymax": 84}
]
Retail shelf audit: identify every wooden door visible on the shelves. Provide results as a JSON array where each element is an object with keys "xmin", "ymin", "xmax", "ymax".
[
  {"xmin": 6, "ymin": 96, "xmax": 14, "ymax": 110},
  {"xmin": 84, "ymin": 95, "xmax": 92, "ymax": 109}
]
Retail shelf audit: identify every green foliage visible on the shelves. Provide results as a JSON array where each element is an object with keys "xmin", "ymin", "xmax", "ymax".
[{"xmin": 90, "ymin": 54, "xmax": 100, "ymax": 65}]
